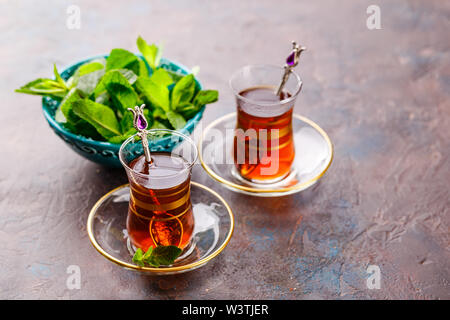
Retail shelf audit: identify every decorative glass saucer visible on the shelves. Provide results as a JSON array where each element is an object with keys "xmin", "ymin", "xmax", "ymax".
[
  {"xmin": 199, "ymin": 113, "xmax": 333, "ymax": 197},
  {"xmin": 87, "ymin": 182, "xmax": 234, "ymax": 275}
]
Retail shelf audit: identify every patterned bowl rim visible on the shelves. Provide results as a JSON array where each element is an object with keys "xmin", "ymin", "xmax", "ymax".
[{"xmin": 42, "ymin": 54, "xmax": 205, "ymax": 152}]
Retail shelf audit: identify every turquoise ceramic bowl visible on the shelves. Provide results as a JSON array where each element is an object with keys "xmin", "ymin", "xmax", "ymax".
[{"xmin": 42, "ymin": 55, "xmax": 205, "ymax": 168}]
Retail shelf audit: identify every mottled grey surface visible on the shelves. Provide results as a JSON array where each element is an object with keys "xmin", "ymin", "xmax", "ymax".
[{"xmin": 0, "ymin": 0, "xmax": 449, "ymax": 299}]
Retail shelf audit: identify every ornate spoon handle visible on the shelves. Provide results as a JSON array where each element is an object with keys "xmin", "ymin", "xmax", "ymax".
[
  {"xmin": 275, "ymin": 41, "xmax": 306, "ymax": 96},
  {"xmin": 128, "ymin": 104, "xmax": 152, "ymax": 164}
]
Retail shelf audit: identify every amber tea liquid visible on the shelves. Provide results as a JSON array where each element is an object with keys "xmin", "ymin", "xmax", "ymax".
[
  {"xmin": 126, "ymin": 152, "xmax": 194, "ymax": 252},
  {"xmin": 234, "ymin": 86, "xmax": 295, "ymax": 182}
]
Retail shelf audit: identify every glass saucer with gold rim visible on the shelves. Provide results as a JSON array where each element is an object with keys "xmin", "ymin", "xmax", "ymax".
[
  {"xmin": 198, "ymin": 112, "xmax": 333, "ymax": 197},
  {"xmin": 87, "ymin": 182, "xmax": 234, "ymax": 275}
]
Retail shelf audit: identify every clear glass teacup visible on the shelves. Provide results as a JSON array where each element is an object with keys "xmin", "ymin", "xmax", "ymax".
[
  {"xmin": 230, "ymin": 65, "xmax": 303, "ymax": 184},
  {"xmin": 119, "ymin": 129, "xmax": 198, "ymax": 253}
]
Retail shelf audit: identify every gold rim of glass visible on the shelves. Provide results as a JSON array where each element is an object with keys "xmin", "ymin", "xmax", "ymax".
[
  {"xmin": 198, "ymin": 112, "xmax": 334, "ymax": 193},
  {"xmin": 86, "ymin": 181, "xmax": 235, "ymax": 273}
]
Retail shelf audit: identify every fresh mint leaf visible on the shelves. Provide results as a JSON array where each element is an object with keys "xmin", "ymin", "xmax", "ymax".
[
  {"xmin": 101, "ymin": 70, "xmax": 138, "ymax": 115},
  {"xmin": 67, "ymin": 119, "xmax": 104, "ymax": 140},
  {"xmin": 136, "ymin": 36, "xmax": 161, "ymax": 70},
  {"xmin": 135, "ymin": 77, "xmax": 170, "ymax": 111},
  {"xmin": 150, "ymin": 68, "xmax": 173, "ymax": 87},
  {"xmin": 142, "ymin": 246, "xmax": 153, "ymax": 261},
  {"xmin": 176, "ymin": 103, "xmax": 200, "ymax": 119},
  {"xmin": 77, "ymin": 61, "xmax": 105, "ymax": 77},
  {"xmin": 151, "ymin": 120, "xmax": 169, "ymax": 129},
  {"xmin": 53, "ymin": 64, "xmax": 67, "ymax": 89},
  {"xmin": 95, "ymin": 92, "xmax": 110, "ymax": 105},
  {"xmin": 193, "ymin": 90, "xmax": 218, "ymax": 106},
  {"xmin": 119, "ymin": 109, "xmax": 135, "ymax": 133},
  {"xmin": 59, "ymin": 88, "xmax": 82, "ymax": 124},
  {"xmin": 138, "ymin": 57, "xmax": 149, "ymax": 78},
  {"xmin": 117, "ymin": 69, "xmax": 138, "ymax": 85},
  {"xmin": 175, "ymin": 102, "xmax": 196, "ymax": 112},
  {"xmin": 15, "ymin": 78, "xmax": 67, "ymax": 100},
  {"xmin": 132, "ymin": 248, "xmax": 145, "ymax": 267},
  {"xmin": 155, "ymin": 45, "xmax": 163, "ymax": 69},
  {"xmin": 94, "ymin": 69, "xmax": 138, "ymax": 99},
  {"xmin": 132, "ymin": 245, "xmax": 182, "ymax": 267},
  {"xmin": 166, "ymin": 70, "xmax": 185, "ymax": 83},
  {"xmin": 72, "ymin": 99, "xmax": 121, "ymax": 139},
  {"xmin": 171, "ymin": 74, "xmax": 195, "ymax": 109},
  {"xmin": 66, "ymin": 59, "xmax": 106, "ymax": 88},
  {"xmin": 76, "ymin": 69, "xmax": 105, "ymax": 97},
  {"xmin": 166, "ymin": 110, "xmax": 187, "ymax": 130},
  {"xmin": 153, "ymin": 107, "xmax": 167, "ymax": 120},
  {"xmin": 174, "ymin": 90, "xmax": 217, "ymax": 119},
  {"xmin": 107, "ymin": 127, "xmax": 138, "ymax": 144},
  {"xmin": 106, "ymin": 48, "xmax": 140, "ymax": 75},
  {"xmin": 151, "ymin": 246, "xmax": 182, "ymax": 266},
  {"xmin": 107, "ymin": 131, "xmax": 134, "ymax": 144},
  {"xmin": 54, "ymin": 107, "xmax": 66, "ymax": 123}
]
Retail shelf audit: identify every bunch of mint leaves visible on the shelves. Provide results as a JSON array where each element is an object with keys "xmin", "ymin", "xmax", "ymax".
[
  {"xmin": 15, "ymin": 36, "xmax": 218, "ymax": 144},
  {"xmin": 132, "ymin": 245, "xmax": 182, "ymax": 267}
]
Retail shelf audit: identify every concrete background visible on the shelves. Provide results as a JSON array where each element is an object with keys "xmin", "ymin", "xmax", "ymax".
[{"xmin": 0, "ymin": 0, "xmax": 449, "ymax": 299}]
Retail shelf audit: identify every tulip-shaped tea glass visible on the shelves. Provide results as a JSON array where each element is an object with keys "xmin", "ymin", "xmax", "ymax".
[
  {"xmin": 230, "ymin": 65, "xmax": 303, "ymax": 185},
  {"xmin": 119, "ymin": 129, "xmax": 198, "ymax": 254}
]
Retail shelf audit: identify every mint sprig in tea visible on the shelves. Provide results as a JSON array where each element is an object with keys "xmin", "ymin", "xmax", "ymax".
[{"xmin": 132, "ymin": 245, "xmax": 182, "ymax": 267}]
